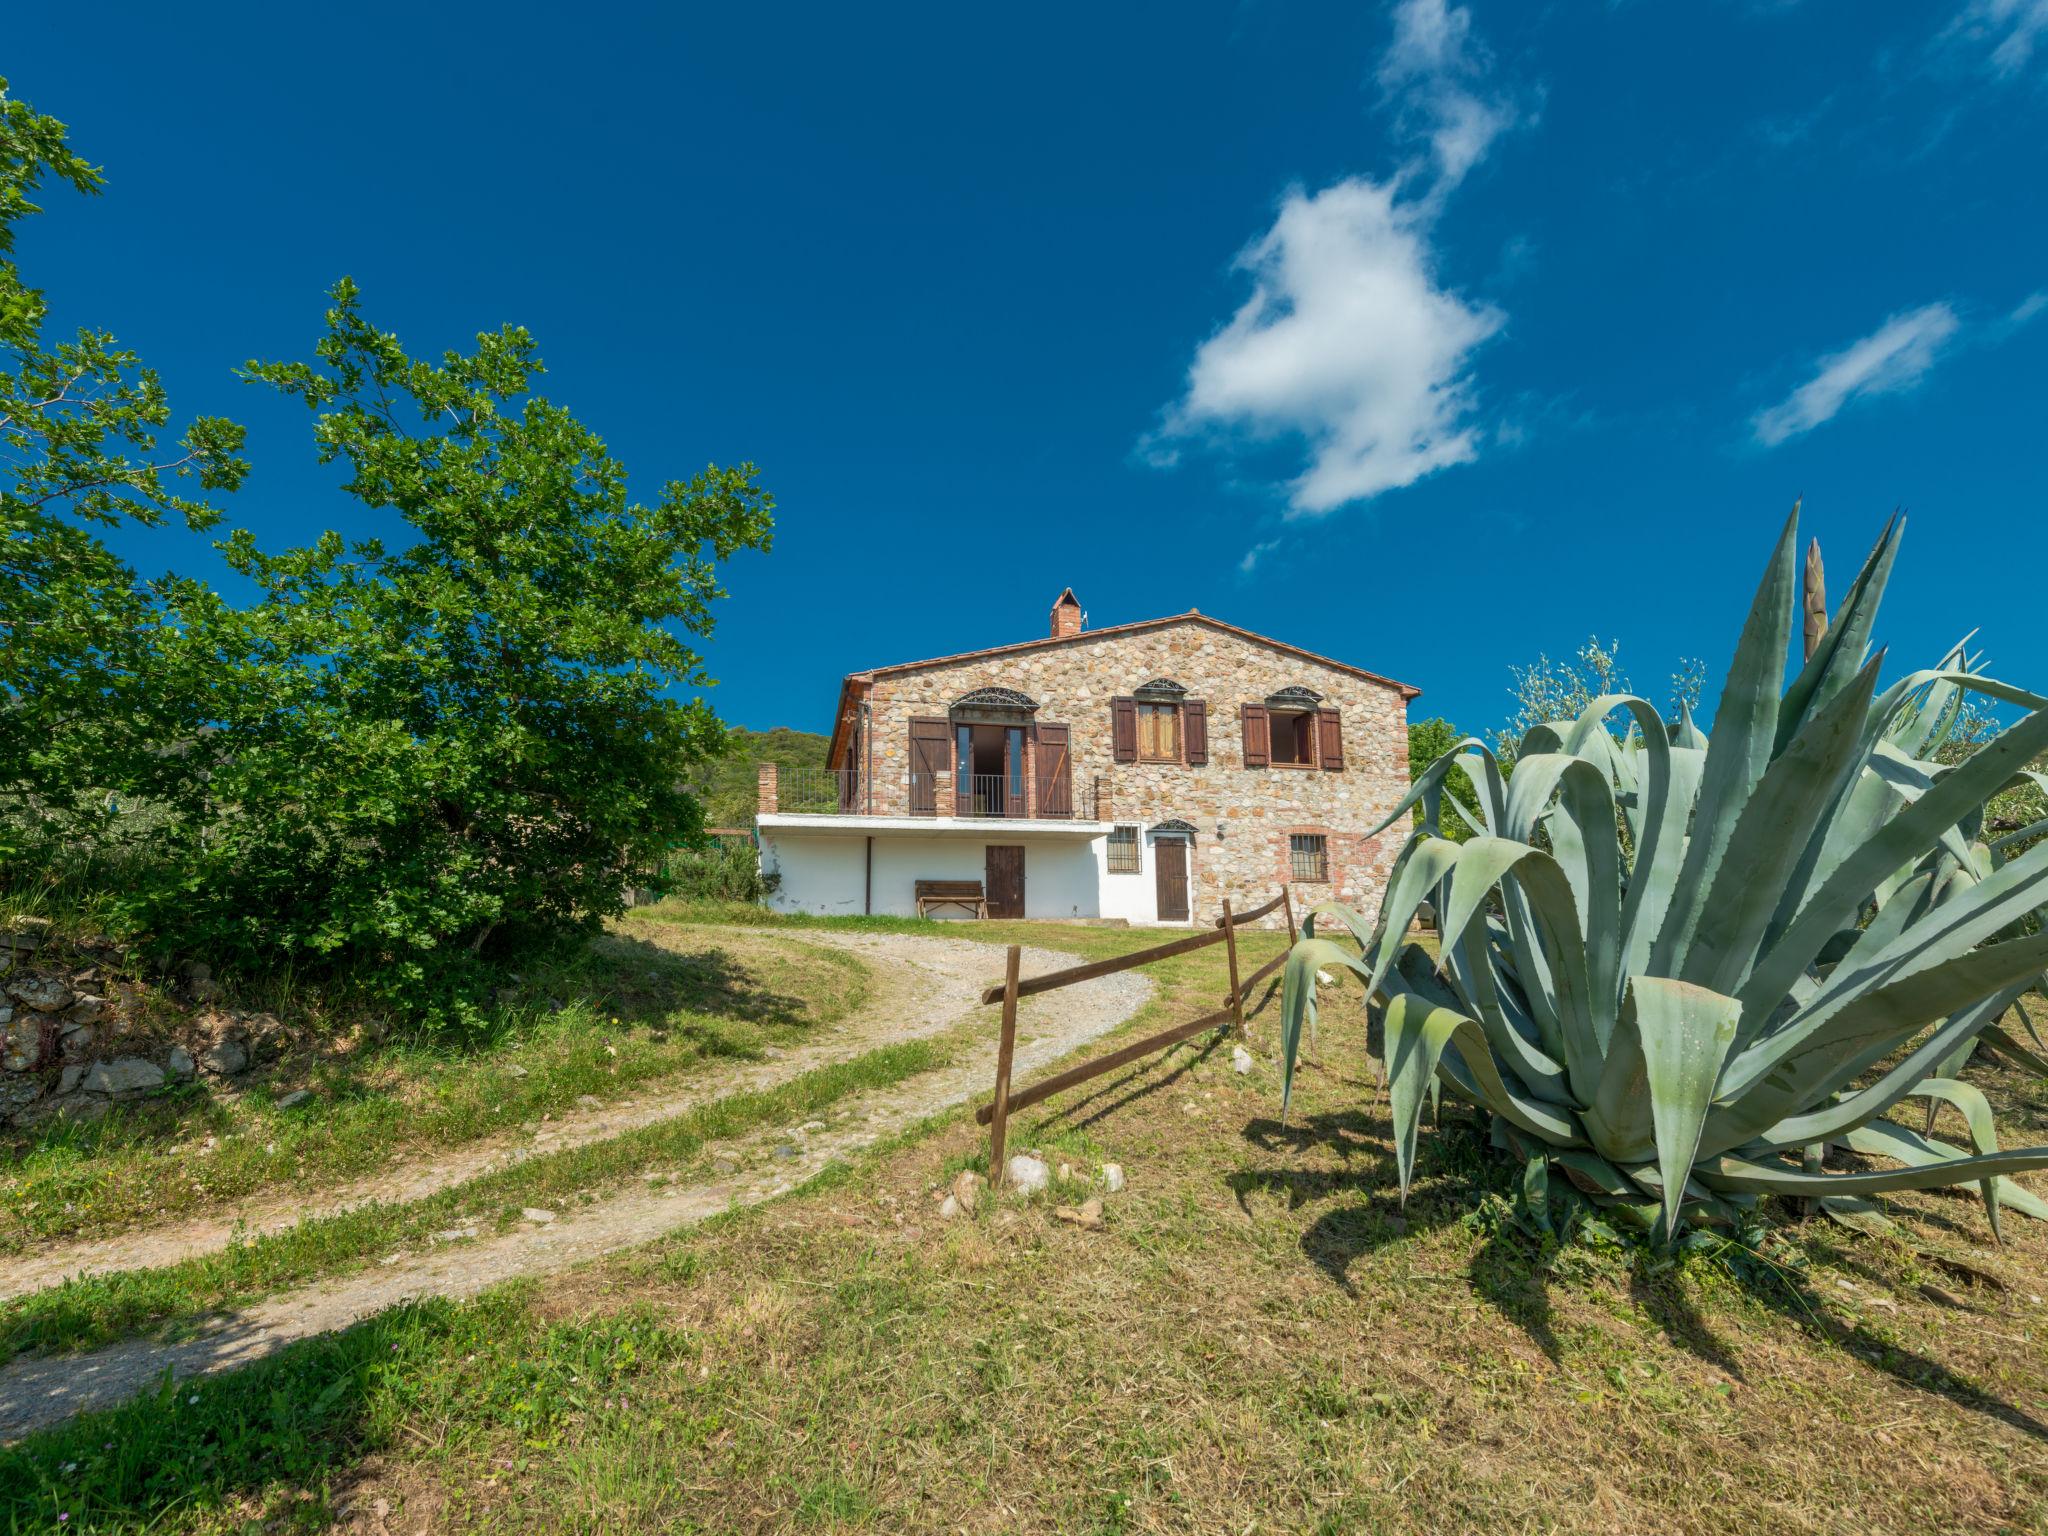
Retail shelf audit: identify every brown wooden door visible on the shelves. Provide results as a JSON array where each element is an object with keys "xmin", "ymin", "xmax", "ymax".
[
  {"xmin": 1154, "ymin": 838, "xmax": 1189, "ymax": 922},
  {"xmin": 985, "ymin": 845, "xmax": 1026, "ymax": 918}
]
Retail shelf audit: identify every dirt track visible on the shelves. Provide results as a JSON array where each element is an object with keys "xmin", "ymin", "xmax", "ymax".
[{"xmin": 0, "ymin": 925, "xmax": 1153, "ymax": 1440}]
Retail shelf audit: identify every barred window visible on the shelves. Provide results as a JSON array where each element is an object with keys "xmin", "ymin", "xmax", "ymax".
[
  {"xmin": 1289, "ymin": 833, "xmax": 1329, "ymax": 883},
  {"xmin": 1107, "ymin": 824, "xmax": 1142, "ymax": 874}
]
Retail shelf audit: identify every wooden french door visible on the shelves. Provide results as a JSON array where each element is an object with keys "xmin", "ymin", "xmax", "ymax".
[
  {"xmin": 1154, "ymin": 837, "xmax": 1190, "ymax": 922},
  {"xmin": 985, "ymin": 845, "xmax": 1026, "ymax": 919}
]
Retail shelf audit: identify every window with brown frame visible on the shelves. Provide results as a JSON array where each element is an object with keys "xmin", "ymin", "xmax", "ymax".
[
  {"xmin": 1136, "ymin": 702, "xmax": 1181, "ymax": 762},
  {"xmin": 1289, "ymin": 833, "xmax": 1329, "ymax": 883},
  {"xmin": 1267, "ymin": 710, "xmax": 1317, "ymax": 766},
  {"xmin": 1106, "ymin": 824, "xmax": 1141, "ymax": 874}
]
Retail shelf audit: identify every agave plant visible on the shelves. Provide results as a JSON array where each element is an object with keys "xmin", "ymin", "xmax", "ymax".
[{"xmin": 1281, "ymin": 511, "xmax": 2048, "ymax": 1242}]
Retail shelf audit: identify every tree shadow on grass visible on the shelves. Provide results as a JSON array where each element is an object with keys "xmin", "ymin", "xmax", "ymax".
[
  {"xmin": 0, "ymin": 1286, "xmax": 688, "ymax": 1526},
  {"xmin": 1229, "ymin": 1109, "xmax": 2048, "ymax": 1441}
]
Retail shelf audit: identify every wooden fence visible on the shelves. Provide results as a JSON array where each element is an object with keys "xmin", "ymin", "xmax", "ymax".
[{"xmin": 977, "ymin": 888, "xmax": 1296, "ymax": 1185}]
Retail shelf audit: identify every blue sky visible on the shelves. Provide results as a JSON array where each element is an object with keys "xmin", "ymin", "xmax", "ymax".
[{"xmin": 11, "ymin": 0, "xmax": 2047, "ymax": 736}]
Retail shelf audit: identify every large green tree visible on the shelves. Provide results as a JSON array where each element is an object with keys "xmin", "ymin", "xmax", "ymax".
[
  {"xmin": 0, "ymin": 80, "xmax": 247, "ymax": 850},
  {"xmin": 4, "ymin": 80, "xmax": 773, "ymax": 1018},
  {"xmin": 132, "ymin": 283, "xmax": 775, "ymax": 1010}
]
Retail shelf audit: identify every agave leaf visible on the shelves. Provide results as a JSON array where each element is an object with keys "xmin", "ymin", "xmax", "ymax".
[
  {"xmin": 1738, "ymin": 706, "xmax": 2048, "ymax": 1026},
  {"xmin": 1343, "ymin": 839, "xmax": 1461, "ymax": 1000},
  {"xmin": 1380, "ymin": 994, "xmax": 1471, "ymax": 1199},
  {"xmin": 1747, "ymin": 986, "xmax": 2029, "ymax": 1151},
  {"xmin": 1362, "ymin": 738, "xmax": 1504, "ymax": 841},
  {"xmin": 1708, "ymin": 927, "xmax": 2048, "ymax": 1148},
  {"xmin": 1887, "ymin": 630, "xmax": 1978, "ymax": 758},
  {"xmin": 1438, "ymin": 921, "xmax": 1571, "ymax": 1103},
  {"xmin": 1696, "ymin": 1144, "xmax": 2048, "ymax": 1198},
  {"xmin": 1652, "ymin": 509, "xmax": 1801, "ymax": 979},
  {"xmin": 1277, "ymin": 937, "xmax": 1370, "ymax": 1116},
  {"xmin": 1521, "ymin": 1154, "xmax": 1554, "ymax": 1234},
  {"xmin": 1981, "ymin": 1022, "xmax": 2048, "ymax": 1078},
  {"xmin": 1415, "ymin": 1007, "xmax": 1585, "ymax": 1145},
  {"xmin": 1909, "ymin": 1077, "xmax": 2003, "ymax": 1239},
  {"xmin": 1682, "ymin": 653, "xmax": 1885, "ymax": 999},
  {"xmin": 1787, "ymin": 835, "xmax": 2048, "ymax": 1046},
  {"xmin": 1503, "ymin": 755, "xmax": 1622, "ymax": 1013},
  {"xmin": 1439, "ymin": 838, "xmax": 1601, "ymax": 1099},
  {"xmin": 1845, "ymin": 1119, "xmax": 2048, "ymax": 1223},
  {"xmin": 1620, "ymin": 733, "xmax": 1706, "ymax": 981},
  {"xmin": 1775, "ymin": 513, "xmax": 1900, "ymax": 753},
  {"xmin": 1583, "ymin": 977, "xmax": 1742, "ymax": 1239}
]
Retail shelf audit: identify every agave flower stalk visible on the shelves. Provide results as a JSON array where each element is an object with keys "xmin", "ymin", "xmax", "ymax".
[{"xmin": 1280, "ymin": 510, "xmax": 2048, "ymax": 1241}]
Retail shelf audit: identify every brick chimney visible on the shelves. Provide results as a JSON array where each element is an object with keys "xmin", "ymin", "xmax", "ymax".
[{"xmin": 1050, "ymin": 587, "xmax": 1083, "ymax": 639}]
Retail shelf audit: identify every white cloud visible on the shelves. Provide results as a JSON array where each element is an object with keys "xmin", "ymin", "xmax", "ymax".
[
  {"xmin": 1155, "ymin": 0, "xmax": 1517, "ymax": 517},
  {"xmin": 1240, "ymin": 539, "xmax": 1280, "ymax": 575},
  {"xmin": 1752, "ymin": 303, "xmax": 1961, "ymax": 447},
  {"xmin": 1949, "ymin": 0, "xmax": 2048, "ymax": 75},
  {"xmin": 2008, "ymin": 290, "xmax": 2047, "ymax": 327},
  {"xmin": 1377, "ymin": 0, "xmax": 1519, "ymax": 193},
  {"xmin": 1173, "ymin": 180, "xmax": 1504, "ymax": 512}
]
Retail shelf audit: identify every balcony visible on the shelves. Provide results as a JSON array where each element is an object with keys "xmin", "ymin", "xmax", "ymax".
[{"xmin": 763, "ymin": 765, "xmax": 1103, "ymax": 824}]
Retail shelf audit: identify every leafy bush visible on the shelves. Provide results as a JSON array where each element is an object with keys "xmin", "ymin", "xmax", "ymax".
[
  {"xmin": 1283, "ymin": 511, "xmax": 2048, "ymax": 1242},
  {"xmin": 655, "ymin": 838, "xmax": 778, "ymax": 905}
]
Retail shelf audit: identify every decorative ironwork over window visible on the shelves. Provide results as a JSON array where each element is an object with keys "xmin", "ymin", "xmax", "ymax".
[
  {"xmin": 950, "ymin": 687, "xmax": 1037, "ymax": 711},
  {"xmin": 1132, "ymin": 678, "xmax": 1187, "ymax": 701},
  {"xmin": 1151, "ymin": 817, "xmax": 1198, "ymax": 835},
  {"xmin": 1267, "ymin": 685, "xmax": 1324, "ymax": 708}
]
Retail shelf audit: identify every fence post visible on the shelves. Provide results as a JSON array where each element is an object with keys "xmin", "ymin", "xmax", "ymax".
[
  {"xmin": 1220, "ymin": 896, "xmax": 1245, "ymax": 1037},
  {"xmin": 1281, "ymin": 884, "xmax": 1296, "ymax": 941},
  {"xmin": 987, "ymin": 944, "xmax": 1022, "ymax": 1187}
]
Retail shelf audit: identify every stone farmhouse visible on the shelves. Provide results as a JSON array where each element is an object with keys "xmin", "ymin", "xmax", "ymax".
[{"xmin": 753, "ymin": 590, "xmax": 1420, "ymax": 926}]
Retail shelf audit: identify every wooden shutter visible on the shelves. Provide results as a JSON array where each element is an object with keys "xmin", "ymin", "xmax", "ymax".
[
  {"xmin": 1111, "ymin": 697, "xmax": 1138, "ymax": 763},
  {"xmin": 907, "ymin": 717, "xmax": 949, "ymax": 815},
  {"xmin": 1240, "ymin": 703, "xmax": 1270, "ymax": 767},
  {"xmin": 1317, "ymin": 708, "xmax": 1344, "ymax": 771},
  {"xmin": 1183, "ymin": 699, "xmax": 1209, "ymax": 765},
  {"xmin": 1034, "ymin": 723, "xmax": 1072, "ymax": 815}
]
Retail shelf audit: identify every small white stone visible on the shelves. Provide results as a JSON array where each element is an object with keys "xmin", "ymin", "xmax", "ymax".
[
  {"xmin": 1005, "ymin": 1154, "xmax": 1051, "ymax": 1196},
  {"xmin": 521, "ymin": 1207, "xmax": 557, "ymax": 1224},
  {"xmin": 274, "ymin": 1089, "xmax": 312, "ymax": 1110},
  {"xmin": 1316, "ymin": 969, "xmax": 1335, "ymax": 985},
  {"xmin": 938, "ymin": 1194, "xmax": 962, "ymax": 1220},
  {"xmin": 950, "ymin": 1169, "xmax": 983, "ymax": 1214},
  {"xmin": 1101, "ymin": 1163, "xmax": 1126, "ymax": 1193},
  {"xmin": 1232, "ymin": 1046, "xmax": 1254, "ymax": 1075}
]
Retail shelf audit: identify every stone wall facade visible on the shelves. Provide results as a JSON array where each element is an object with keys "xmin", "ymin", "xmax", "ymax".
[{"xmin": 825, "ymin": 616, "xmax": 1413, "ymax": 925}]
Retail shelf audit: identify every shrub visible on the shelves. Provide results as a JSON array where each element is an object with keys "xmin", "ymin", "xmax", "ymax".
[{"xmin": 655, "ymin": 839, "xmax": 777, "ymax": 905}]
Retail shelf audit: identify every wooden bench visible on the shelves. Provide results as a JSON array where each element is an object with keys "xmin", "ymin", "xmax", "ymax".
[{"xmin": 916, "ymin": 879, "xmax": 987, "ymax": 919}]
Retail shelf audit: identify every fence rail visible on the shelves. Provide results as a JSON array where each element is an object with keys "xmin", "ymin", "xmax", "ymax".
[{"xmin": 978, "ymin": 887, "xmax": 1297, "ymax": 1184}]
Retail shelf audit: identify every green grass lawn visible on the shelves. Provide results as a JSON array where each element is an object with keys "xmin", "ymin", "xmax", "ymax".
[{"xmin": 6, "ymin": 919, "xmax": 2045, "ymax": 1534}]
